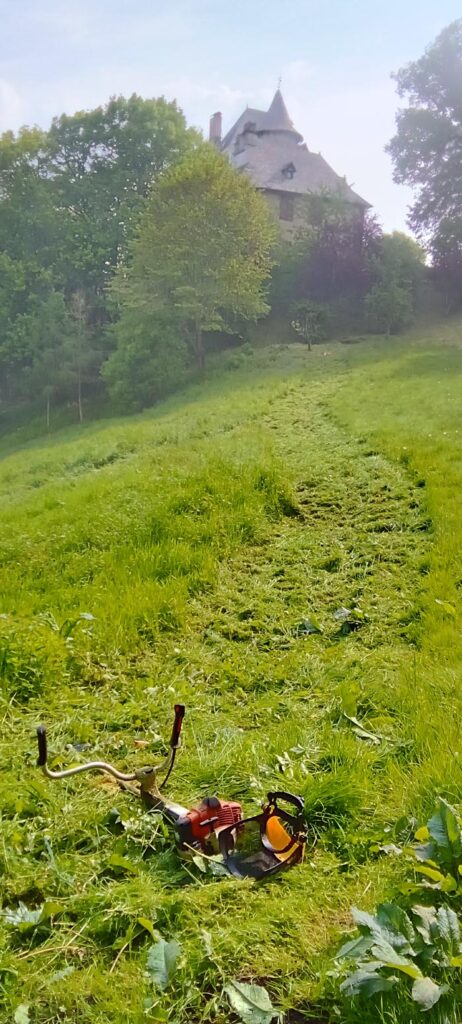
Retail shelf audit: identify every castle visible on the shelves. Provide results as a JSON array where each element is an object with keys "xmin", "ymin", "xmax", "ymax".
[{"xmin": 209, "ymin": 90, "xmax": 369, "ymax": 232}]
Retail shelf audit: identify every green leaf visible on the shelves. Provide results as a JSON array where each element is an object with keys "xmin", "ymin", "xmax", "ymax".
[
  {"xmin": 427, "ymin": 799, "xmax": 462, "ymax": 865},
  {"xmin": 370, "ymin": 940, "xmax": 420, "ymax": 976},
  {"xmin": 377, "ymin": 903, "xmax": 416, "ymax": 946},
  {"xmin": 146, "ymin": 938, "xmax": 180, "ymax": 991},
  {"xmin": 351, "ymin": 907, "xmax": 378, "ymax": 933},
  {"xmin": 351, "ymin": 904, "xmax": 414, "ymax": 954},
  {"xmin": 342, "ymin": 714, "xmax": 381, "ymax": 745},
  {"xmin": 411, "ymin": 976, "xmax": 444, "ymax": 1009},
  {"xmin": 39, "ymin": 900, "xmax": 62, "ymax": 922},
  {"xmin": 414, "ymin": 864, "xmax": 447, "ymax": 885},
  {"xmin": 14, "ymin": 1006, "xmax": 30, "ymax": 1024},
  {"xmin": 106, "ymin": 853, "xmax": 139, "ymax": 875},
  {"xmin": 192, "ymin": 852, "xmax": 228, "ymax": 877},
  {"xmin": 145, "ymin": 1008, "xmax": 168, "ymax": 1023},
  {"xmin": 435, "ymin": 906, "xmax": 461, "ymax": 953},
  {"xmin": 337, "ymin": 935, "xmax": 374, "ymax": 960},
  {"xmin": 339, "ymin": 681, "xmax": 360, "ymax": 718},
  {"xmin": 294, "ymin": 617, "xmax": 322, "ymax": 636},
  {"xmin": 334, "ymin": 606, "xmax": 352, "ymax": 621},
  {"xmin": 224, "ymin": 980, "xmax": 279, "ymax": 1024},
  {"xmin": 4, "ymin": 903, "xmax": 42, "ymax": 927},
  {"xmin": 137, "ymin": 916, "xmax": 156, "ymax": 940},
  {"xmin": 340, "ymin": 967, "xmax": 397, "ymax": 997},
  {"xmin": 413, "ymin": 842, "xmax": 437, "ymax": 862},
  {"xmin": 3, "ymin": 900, "xmax": 62, "ymax": 931},
  {"xmin": 50, "ymin": 965, "xmax": 76, "ymax": 983},
  {"xmin": 412, "ymin": 905, "xmax": 438, "ymax": 945}
]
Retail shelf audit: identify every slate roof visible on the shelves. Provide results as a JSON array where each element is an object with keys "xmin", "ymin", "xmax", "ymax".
[{"xmin": 221, "ymin": 90, "xmax": 369, "ymax": 208}]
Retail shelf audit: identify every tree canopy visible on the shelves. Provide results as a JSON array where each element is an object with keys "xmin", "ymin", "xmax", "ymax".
[
  {"xmin": 106, "ymin": 144, "xmax": 276, "ymax": 404},
  {"xmin": 0, "ymin": 94, "xmax": 197, "ymax": 414},
  {"xmin": 387, "ymin": 20, "xmax": 462, "ymax": 301},
  {"xmin": 365, "ymin": 232, "xmax": 425, "ymax": 335}
]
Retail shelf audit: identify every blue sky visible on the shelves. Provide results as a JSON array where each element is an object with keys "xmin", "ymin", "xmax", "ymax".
[{"xmin": 0, "ymin": 0, "xmax": 460, "ymax": 231}]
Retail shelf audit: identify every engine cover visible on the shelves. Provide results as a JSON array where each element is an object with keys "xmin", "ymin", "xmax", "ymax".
[{"xmin": 175, "ymin": 796, "xmax": 242, "ymax": 850}]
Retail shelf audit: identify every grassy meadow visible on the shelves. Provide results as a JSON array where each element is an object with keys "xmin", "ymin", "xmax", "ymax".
[{"xmin": 1, "ymin": 320, "xmax": 462, "ymax": 1023}]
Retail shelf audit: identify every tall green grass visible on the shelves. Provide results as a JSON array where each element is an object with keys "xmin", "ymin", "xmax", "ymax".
[{"xmin": 0, "ymin": 323, "xmax": 461, "ymax": 1023}]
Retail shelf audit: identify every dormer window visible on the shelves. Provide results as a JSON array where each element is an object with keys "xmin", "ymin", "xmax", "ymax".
[{"xmin": 282, "ymin": 162, "xmax": 296, "ymax": 179}]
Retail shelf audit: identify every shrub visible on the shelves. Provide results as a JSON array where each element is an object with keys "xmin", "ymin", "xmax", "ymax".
[
  {"xmin": 290, "ymin": 300, "xmax": 329, "ymax": 349},
  {"xmin": 365, "ymin": 280, "xmax": 414, "ymax": 335}
]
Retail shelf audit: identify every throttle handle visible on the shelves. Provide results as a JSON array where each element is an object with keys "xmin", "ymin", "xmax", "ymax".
[
  {"xmin": 37, "ymin": 726, "xmax": 47, "ymax": 767},
  {"xmin": 169, "ymin": 704, "xmax": 185, "ymax": 749}
]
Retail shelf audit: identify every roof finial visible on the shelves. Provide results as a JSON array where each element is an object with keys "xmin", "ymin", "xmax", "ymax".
[{"xmin": 277, "ymin": 76, "xmax": 282, "ymax": 90}]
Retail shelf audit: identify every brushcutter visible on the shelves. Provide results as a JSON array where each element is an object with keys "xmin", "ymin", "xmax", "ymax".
[{"xmin": 36, "ymin": 704, "xmax": 306, "ymax": 879}]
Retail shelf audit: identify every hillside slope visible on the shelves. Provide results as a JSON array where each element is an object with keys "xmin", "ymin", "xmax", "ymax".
[{"xmin": 1, "ymin": 323, "xmax": 462, "ymax": 1023}]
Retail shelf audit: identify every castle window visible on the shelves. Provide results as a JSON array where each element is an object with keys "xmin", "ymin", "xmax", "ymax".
[
  {"xmin": 279, "ymin": 194, "xmax": 294, "ymax": 221},
  {"xmin": 282, "ymin": 162, "xmax": 296, "ymax": 179}
]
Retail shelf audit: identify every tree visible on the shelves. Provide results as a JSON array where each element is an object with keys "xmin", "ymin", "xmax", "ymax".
[
  {"xmin": 109, "ymin": 145, "xmax": 275, "ymax": 385},
  {"xmin": 102, "ymin": 317, "xmax": 187, "ymax": 410},
  {"xmin": 290, "ymin": 300, "xmax": 329, "ymax": 350},
  {"xmin": 45, "ymin": 95, "xmax": 198, "ymax": 307},
  {"xmin": 387, "ymin": 20, "xmax": 462, "ymax": 304},
  {"xmin": 365, "ymin": 281, "xmax": 414, "ymax": 336},
  {"xmin": 269, "ymin": 197, "xmax": 381, "ymax": 321},
  {"xmin": 364, "ymin": 232, "xmax": 424, "ymax": 334},
  {"xmin": 0, "ymin": 95, "xmax": 196, "ymax": 409},
  {"xmin": 69, "ymin": 291, "xmax": 87, "ymax": 423},
  {"xmin": 2, "ymin": 290, "xmax": 101, "ymax": 423}
]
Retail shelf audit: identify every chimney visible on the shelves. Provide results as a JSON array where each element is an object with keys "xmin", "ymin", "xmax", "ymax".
[{"xmin": 209, "ymin": 111, "xmax": 222, "ymax": 146}]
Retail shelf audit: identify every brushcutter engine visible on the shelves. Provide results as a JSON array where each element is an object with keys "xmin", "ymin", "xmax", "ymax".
[
  {"xmin": 36, "ymin": 703, "xmax": 306, "ymax": 879},
  {"xmin": 163, "ymin": 795, "xmax": 243, "ymax": 852}
]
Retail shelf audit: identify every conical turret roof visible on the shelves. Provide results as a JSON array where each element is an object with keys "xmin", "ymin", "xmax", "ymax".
[
  {"xmin": 219, "ymin": 89, "xmax": 370, "ymax": 210},
  {"xmin": 264, "ymin": 89, "xmax": 302, "ymax": 139}
]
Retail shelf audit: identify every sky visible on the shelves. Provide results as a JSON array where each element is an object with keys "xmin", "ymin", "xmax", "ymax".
[{"xmin": 0, "ymin": 0, "xmax": 461, "ymax": 232}]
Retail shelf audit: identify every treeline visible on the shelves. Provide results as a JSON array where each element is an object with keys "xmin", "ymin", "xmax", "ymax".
[
  {"xmin": 1, "ymin": 19, "xmax": 461, "ymax": 422},
  {"xmin": 270, "ymin": 199, "xmax": 427, "ymax": 340},
  {"xmin": 0, "ymin": 95, "xmax": 198, "ymax": 417}
]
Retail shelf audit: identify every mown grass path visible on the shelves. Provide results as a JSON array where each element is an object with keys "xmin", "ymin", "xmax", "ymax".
[{"xmin": 0, "ymin": 332, "xmax": 460, "ymax": 1023}]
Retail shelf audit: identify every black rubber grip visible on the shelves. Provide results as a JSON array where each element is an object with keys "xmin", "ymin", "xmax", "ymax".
[
  {"xmin": 36, "ymin": 725, "xmax": 47, "ymax": 767},
  {"xmin": 169, "ymin": 704, "xmax": 185, "ymax": 748}
]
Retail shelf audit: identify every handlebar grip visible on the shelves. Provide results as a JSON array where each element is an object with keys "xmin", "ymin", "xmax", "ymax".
[
  {"xmin": 37, "ymin": 725, "xmax": 47, "ymax": 767},
  {"xmin": 169, "ymin": 704, "xmax": 185, "ymax": 748}
]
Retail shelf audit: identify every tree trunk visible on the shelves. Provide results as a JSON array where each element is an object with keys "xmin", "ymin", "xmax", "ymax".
[
  {"xmin": 46, "ymin": 395, "xmax": 50, "ymax": 431},
  {"xmin": 77, "ymin": 362, "xmax": 83, "ymax": 423},
  {"xmin": 195, "ymin": 322, "xmax": 205, "ymax": 372}
]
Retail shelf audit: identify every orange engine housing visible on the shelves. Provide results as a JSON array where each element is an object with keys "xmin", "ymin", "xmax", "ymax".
[{"xmin": 175, "ymin": 796, "xmax": 242, "ymax": 849}]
